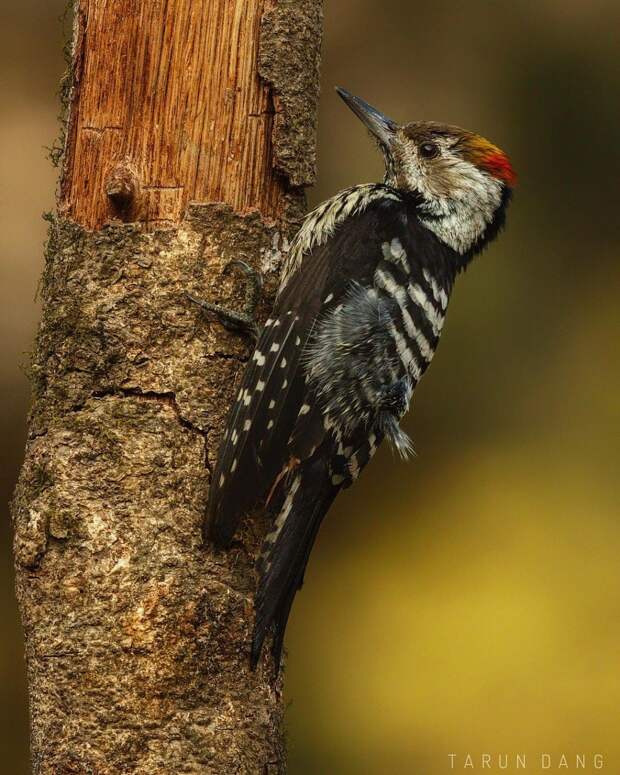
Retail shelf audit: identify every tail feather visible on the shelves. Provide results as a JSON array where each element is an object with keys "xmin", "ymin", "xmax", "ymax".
[{"xmin": 251, "ymin": 456, "xmax": 338, "ymax": 667}]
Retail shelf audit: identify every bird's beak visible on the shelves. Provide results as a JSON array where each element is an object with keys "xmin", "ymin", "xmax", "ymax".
[{"xmin": 336, "ymin": 87, "xmax": 398, "ymax": 147}]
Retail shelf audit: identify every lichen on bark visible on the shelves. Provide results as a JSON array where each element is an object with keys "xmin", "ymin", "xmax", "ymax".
[
  {"xmin": 28, "ymin": 206, "xmax": 294, "ymax": 438},
  {"xmin": 13, "ymin": 0, "xmax": 324, "ymax": 770},
  {"xmin": 13, "ymin": 206, "xmax": 299, "ymax": 772},
  {"xmin": 259, "ymin": 0, "xmax": 324, "ymax": 187}
]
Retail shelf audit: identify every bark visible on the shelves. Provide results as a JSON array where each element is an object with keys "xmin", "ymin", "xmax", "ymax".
[{"xmin": 11, "ymin": 2, "xmax": 323, "ymax": 773}]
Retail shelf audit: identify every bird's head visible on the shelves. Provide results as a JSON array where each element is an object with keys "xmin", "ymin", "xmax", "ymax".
[{"xmin": 337, "ymin": 87, "xmax": 516, "ymax": 257}]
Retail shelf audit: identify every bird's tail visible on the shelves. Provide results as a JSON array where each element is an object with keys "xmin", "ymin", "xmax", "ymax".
[{"xmin": 251, "ymin": 455, "xmax": 338, "ymax": 668}]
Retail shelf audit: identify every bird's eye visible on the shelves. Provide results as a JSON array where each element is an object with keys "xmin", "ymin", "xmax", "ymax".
[{"xmin": 419, "ymin": 141, "xmax": 440, "ymax": 159}]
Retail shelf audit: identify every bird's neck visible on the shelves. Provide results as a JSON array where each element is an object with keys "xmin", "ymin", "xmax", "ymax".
[
  {"xmin": 396, "ymin": 177, "xmax": 510, "ymax": 268},
  {"xmin": 419, "ymin": 195, "xmax": 499, "ymax": 258}
]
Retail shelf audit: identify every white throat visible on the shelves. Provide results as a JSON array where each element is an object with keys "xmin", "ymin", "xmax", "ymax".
[{"xmin": 417, "ymin": 166, "xmax": 504, "ymax": 255}]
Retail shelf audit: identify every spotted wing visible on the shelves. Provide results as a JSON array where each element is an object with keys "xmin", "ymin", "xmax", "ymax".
[{"xmin": 205, "ymin": 195, "xmax": 407, "ymax": 546}]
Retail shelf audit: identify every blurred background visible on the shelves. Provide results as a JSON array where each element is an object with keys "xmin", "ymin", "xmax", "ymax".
[{"xmin": 2, "ymin": 1, "xmax": 619, "ymax": 772}]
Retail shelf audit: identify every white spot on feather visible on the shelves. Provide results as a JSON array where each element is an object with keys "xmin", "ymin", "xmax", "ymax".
[
  {"xmin": 376, "ymin": 267, "xmax": 434, "ymax": 363},
  {"xmin": 423, "ymin": 269, "xmax": 449, "ymax": 310},
  {"xmin": 408, "ymin": 283, "xmax": 445, "ymax": 336},
  {"xmin": 386, "ymin": 320, "xmax": 421, "ymax": 380},
  {"xmin": 381, "ymin": 238, "xmax": 408, "ymax": 273},
  {"xmin": 276, "ymin": 475, "xmax": 301, "ymax": 528},
  {"xmin": 279, "ymin": 184, "xmax": 402, "ymax": 291}
]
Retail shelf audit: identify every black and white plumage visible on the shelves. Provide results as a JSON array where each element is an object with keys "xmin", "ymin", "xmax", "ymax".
[{"xmin": 205, "ymin": 88, "xmax": 515, "ymax": 667}]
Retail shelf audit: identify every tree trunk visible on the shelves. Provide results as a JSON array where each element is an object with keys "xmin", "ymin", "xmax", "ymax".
[{"xmin": 11, "ymin": 1, "xmax": 322, "ymax": 772}]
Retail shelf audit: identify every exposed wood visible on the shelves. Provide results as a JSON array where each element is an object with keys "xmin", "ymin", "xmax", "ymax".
[
  {"xmin": 12, "ymin": 1, "xmax": 323, "ymax": 772},
  {"xmin": 61, "ymin": 0, "xmax": 320, "ymax": 230}
]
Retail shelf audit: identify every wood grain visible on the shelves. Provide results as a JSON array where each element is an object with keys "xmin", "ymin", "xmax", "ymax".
[{"xmin": 62, "ymin": 0, "xmax": 288, "ymax": 230}]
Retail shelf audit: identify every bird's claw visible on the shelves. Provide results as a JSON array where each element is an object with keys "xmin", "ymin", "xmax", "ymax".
[{"xmin": 185, "ymin": 260, "xmax": 263, "ymax": 343}]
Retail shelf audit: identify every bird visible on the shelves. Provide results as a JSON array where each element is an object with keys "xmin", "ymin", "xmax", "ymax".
[{"xmin": 200, "ymin": 87, "xmax": 516, "ymax": 668}]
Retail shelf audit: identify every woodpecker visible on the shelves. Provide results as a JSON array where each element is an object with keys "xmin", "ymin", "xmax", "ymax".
[{"xmin": 200, "ymin": 88, "xmax": 516, "ymax": 667}]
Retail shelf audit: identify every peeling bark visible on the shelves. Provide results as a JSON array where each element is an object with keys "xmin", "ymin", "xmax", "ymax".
[
  {"xmin": 12, "ymin": 1, "xmax": 323, "ymax": 772},
  {"xmin": 259, "ymin": 0, "xmax": 323, "ymax": 186}
]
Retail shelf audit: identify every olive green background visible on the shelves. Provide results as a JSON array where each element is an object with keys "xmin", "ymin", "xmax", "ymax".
[{"xmin": 2, "ymin": 1, "xmax": 619, "ymax": 772}]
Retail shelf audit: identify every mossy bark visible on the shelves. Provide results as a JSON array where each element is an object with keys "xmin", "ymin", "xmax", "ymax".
[{"xmin": 12, "ymin": 2, "xmax": 323, "ymax": 772}]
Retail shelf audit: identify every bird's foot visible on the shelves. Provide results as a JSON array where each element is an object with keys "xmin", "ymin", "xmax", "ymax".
[{"xmin": 186, "ymin": 260, "xmax": 263, "ymax": 343}]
